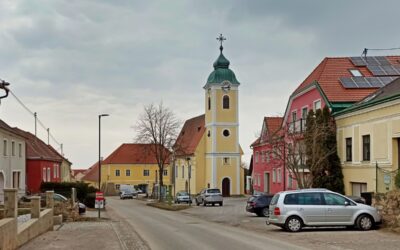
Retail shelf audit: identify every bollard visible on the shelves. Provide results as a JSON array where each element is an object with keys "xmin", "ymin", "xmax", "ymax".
[
  {"xmin": 46, "ymin": 190, "xmax": 54, "ymax": 209},
  {"xmin": 4, "ymin": 188, "xmax": 18, "ymax": 218},
  {"xmin": 30, "ymin": 196, "xmax": 41, "ymax": 218},
  {"xmin": 71, "ymin": 187, "xmax": 76, "ymax": 206}
]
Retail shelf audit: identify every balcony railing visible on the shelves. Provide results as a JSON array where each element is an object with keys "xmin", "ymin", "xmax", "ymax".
[{"xmin": 288, "ymin": 118, "xmax": 307, "ymax": 133}]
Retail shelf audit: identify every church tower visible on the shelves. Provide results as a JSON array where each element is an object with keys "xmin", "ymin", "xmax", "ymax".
[{"xmin": 204, "ymin": 34, "xmax": 242, "ymax": 196}]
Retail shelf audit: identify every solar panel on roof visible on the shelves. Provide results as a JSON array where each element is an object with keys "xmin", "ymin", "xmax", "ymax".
[
  {"xmin": 375, "ymin": 56, "xmax": 391, "ymax": 65},
  {"xmin": 365, "ymin": 77, "xmax": 384, "ymax": 87},
  {"xmin": 382, "ymin": 65, "xmax": 398, "ymax": 75},
  {"xmin": 340, "ymin": 77, "xmax": 358, "ymax": 88},
  {"xmin": 353, "ymin": 76, "xmax": 372, "ymax": 87},
  {"xmin": 350, "ymin": 57, "xmax": 366, "ymax": 66},
  {"xmin": 351, "ymin": 56, "xmax": 391, "ymax": 67},
  {"xmin": 379, "ymin": 76, "xmax": 397, "ymax": 85}
]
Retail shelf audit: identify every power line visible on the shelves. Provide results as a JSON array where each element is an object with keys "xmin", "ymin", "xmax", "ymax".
[{"xmin": 8, "ymin": 89, "xmax": 62, "ymax": 148}]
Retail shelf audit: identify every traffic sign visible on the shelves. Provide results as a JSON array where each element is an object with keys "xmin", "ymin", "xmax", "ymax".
[{"xmin": 96, "ymin": 192, "xmax": 104, "ymax": 200}]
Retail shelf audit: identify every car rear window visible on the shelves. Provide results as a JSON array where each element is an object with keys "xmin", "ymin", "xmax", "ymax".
[
  {"xmin": 248, "ymin": 196, "xmax": 258, "ymax": 202},
  {"xmin": 270, "ymin": 194, "xmax": 280, "ymax": 205},
  {"xmin": 284, "ymin": 193, "xmax": 323, "ymax": 205},
  {"xmin": 207, "ymin": 189, "xmax": 221, "ymax": 193}
]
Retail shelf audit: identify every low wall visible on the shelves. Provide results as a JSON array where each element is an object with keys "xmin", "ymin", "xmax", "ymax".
[
  {"xmin": 17, "ymin": 209, "xmax": 53, "ymax": 247},
  {"xmin": 0, "ymin": 218, "xmax": 17, "ymax": 250},
  {"xmin": 373, "ymin": 190, "xmax": 400, "ymax": 232}
]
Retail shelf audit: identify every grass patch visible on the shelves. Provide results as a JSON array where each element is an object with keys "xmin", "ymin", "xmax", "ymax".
[{"xmin": 147, "ymin": 202, "xmax": 191, "ymax": 211}]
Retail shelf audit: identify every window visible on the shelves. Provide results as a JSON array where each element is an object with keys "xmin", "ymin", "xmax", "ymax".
[
  {"xmin": 351, "ymin": 182, "xmax": 367, "ymax": 196},
  {"xmin": 314, "ymin": 100, "xmax": 321, "ymax": 111},
  {"xmin": 350, "ymin": 69, "xmax": 362, "ymax": 77},
  {"xmin": 54, "ymin": 165, "xmax": 57, "ymax": 178},
  {"xmin": 362, "ymin": 135, "xmax": 370, "ymax": 161},
  {"xmin": 182, "ymin": 165, "xmax": 185, "ymax": 178},
  {"xmin": 143, "ymin": 170, "xmax": 150, "ymax": 176},
  {"xmin": 223, "ymin": 95, "xmax": 229, "ymax": 109},
  {"xmin": 302, "ymin": 107, "xmax": 308, "ymax": 119},
  {"xmin": 272, "ymin": 169, "xmax": 276, "ymax": 182},
  {"xmin": 12, "ymin": 171, "xmax": 20, "ymax": 189},
  {"xmin": 115, "ymin": 169, "xmax": 120, "ymax": 176},
  {"xmin": 223, "ymin": 129, "xmax": 230, "ymax": 137},
  {"xmin": 11, "ymin": 141, "xmax": 15, "ymax": 156},
  {"xmin": 163, "ymin": 169, "xmax": 168, "ymax": 176},
  {"xmin": 115, "ymin": 184, "xmax": 120, "ymax": 190},
  {"xmin": 284, "ymin": 193, "xmax": 323, "ymax": 205},
  {"xmin": 223, "ymin": 157, "xmax": 230, "ymax": 165},
  {"xmin": 18, "ymin": 143, "xmax": 22, "ymax": 157},
  {"xmin": 255, "ymin": 152, "xmax": 259, "ymax": 163},
  {"xmin": 261, "ymin": 151, "xmax": 265, "ymax": 162},
  {"xmin": 126, "ymin": 169, "xmax": 131, "ymax": 176},
  {"xmin": 266, "ymin": 152, "xmax": 270, "ymax": 163},
  {"xmin": 42, "ymin": 168, "xmax": 46, "ymax": 182},
  {"xmin": 175, "ymin": 165, "xmax": 178, "ymax": 178},
  {"xmin": 346, "ymin": 138, "xmax": 352, "ymax": 162},
  {"xmin": 47, "ymin": 168, "xmax": 51, "ymax": 181},
  {"xmin": 288, "ymin": 175, "xmax": 292, "ymax": 189},
  {"xmin": 292, "ymin": 111, "xmax": 297, "ymax": 122},
  {"xmin": 3, "ymin": 139, "xmax": 7, "ymax": 156},
  {"xmin": 324, "ymin": 193, "xmax": 349, "ymax": 205},
  {"xmin": 277, "ymin": 168, "xmax": 281, "ymax": 183},
  {"xmin": 208, "ymin": 97, "xmax": 211, "ymax": 110}
]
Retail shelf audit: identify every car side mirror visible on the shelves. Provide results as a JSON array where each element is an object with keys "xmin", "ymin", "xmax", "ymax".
[{"xmin": 344, "ymin": 201, "xmax": 350, "ymax": 206}]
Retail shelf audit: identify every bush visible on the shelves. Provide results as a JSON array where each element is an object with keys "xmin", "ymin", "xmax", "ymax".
[
  {"xmin": 84, "ymin": 193, "xmax": 96, "ymax": 208},
  {"xmin": 40, "ymin": 182, "xmax": 98, "ymax": 203}
]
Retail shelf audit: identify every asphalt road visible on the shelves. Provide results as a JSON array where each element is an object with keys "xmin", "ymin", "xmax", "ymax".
[{"xmin": 107, "ymin": 197, "xmax": 305, "ymax": 250}]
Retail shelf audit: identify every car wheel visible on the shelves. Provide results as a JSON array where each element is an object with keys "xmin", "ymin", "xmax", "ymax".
[
  {"xmin": 285, "ymin": 216, "xmax": 303, "ymax": 232},
  {"xmin": 220, "ymin": 202, "xmax": 223, "ymax": 206},
  {"xmin": 203, "ymin": 200, "xmax": 207, "ymax": 206},
  {"xmin": 196, "ymin": 200, "xmax": 200, "ymax": 206},
  {"xmin": 212, "ymin": 203, "xmax": 215, "ymax": 206},
  {"xmin": 356, "ymin": 214, "xmax": 373, "ymax": 231},
  {"xmin": 262, "ymin": 207, "xmax": 269, "ymax": 217}
]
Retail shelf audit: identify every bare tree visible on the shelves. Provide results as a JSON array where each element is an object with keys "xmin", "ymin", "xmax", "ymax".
[{"xmin": 134, "ymin": 102, "xmax": 180, "ymax": 201}]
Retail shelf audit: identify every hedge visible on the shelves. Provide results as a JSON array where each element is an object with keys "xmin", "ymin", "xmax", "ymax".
[{"xmin": 40, "ymin": 182, "xmax": 98, "ymax": 204}]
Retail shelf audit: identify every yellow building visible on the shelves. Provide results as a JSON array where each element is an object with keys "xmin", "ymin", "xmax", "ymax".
[
  {"xmin": 335, "ymin": 79, "xmax": 400, "ymax": 195},
  {"xmin": 174, "ymin": 38, "xmax": 244, "ymax": 196},
  {"xmin": 100, "ymin": 143, "xmax": 170, "ymax": 194}
]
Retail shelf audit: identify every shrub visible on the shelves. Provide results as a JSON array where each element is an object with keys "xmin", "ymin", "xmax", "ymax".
[
  {"xmin": 40, "ymin": 182, "xmax": 98, "ymax": 203},
  {"xmin": 84, "ymin": 193, "xmax": 96, "ymax": 208}
]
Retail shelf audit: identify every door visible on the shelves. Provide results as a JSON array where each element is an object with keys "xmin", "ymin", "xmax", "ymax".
[
  {"xmin": 264, "ymin": 172, "xmax": 270, "ymax": 193},
  {"xmin": 323, "ymin": 193, "xmax": 355, "ymax": 224},
  {"xmin": 222, "ymin": 178, "xmax": 230, "ymax": 197}
]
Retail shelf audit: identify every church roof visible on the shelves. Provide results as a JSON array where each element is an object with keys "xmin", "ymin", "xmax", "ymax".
[
  {"xmin": 174, "ymin": 114, "xmax": 205, "ymax": 156},
  {"xmin": 205, "ymin": 45, "xmax": 240, "ymax": 86}
]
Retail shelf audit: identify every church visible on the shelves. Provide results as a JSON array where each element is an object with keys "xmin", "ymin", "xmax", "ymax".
[{"xmin": 174, "ymin": 35, "xmax": 244, "ymax": 196}]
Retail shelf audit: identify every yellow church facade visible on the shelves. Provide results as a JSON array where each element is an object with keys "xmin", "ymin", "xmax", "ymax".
[{"xmin": 174, "ymin": 37, "xmax": 244, "ymax": 196}]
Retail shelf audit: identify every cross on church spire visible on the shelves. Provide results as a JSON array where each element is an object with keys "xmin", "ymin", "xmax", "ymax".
[{"xmin": 216, "ymin": 34, "xmax": 226, "ymax": 52}]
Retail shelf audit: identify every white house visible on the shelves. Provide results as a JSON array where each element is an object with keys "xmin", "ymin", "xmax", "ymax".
[{"xmin": 0, "ymin": 120, "xmax": 26, "ymax": 203}]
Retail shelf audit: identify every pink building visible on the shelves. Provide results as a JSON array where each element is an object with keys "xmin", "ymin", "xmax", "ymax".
[{"xmin": 251, "ymin": 117, "xmax": 294, "ymax": 194}]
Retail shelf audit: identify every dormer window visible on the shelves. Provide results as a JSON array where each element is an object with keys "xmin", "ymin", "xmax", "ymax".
[{"xmin": 350, "ymin": 69, "xmax": 362, "ymax": 77}]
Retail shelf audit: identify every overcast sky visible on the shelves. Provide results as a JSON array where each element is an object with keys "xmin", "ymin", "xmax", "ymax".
[{"xmin": 1, "ymin": 0, "xmax": 399, "ymax": 169}]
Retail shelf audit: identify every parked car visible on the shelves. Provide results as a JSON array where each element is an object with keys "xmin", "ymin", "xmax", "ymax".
[
  {"xmin": 246, "ymin": 194, "xmax": 274, "ymax": 217},
  {"xmin": 346, "ymin": 195, "xmax": 366, "ymax": 204},
  {"xmin": 195, "ymin": 188, "xmax": 223, "ymax": 206},
  {"xmin": 267, "ymin": 189, "xmax": 382, "ymax": 232},
  {"xmin": 21, "ymin": 193, "xmax": 87, "ymax": 214},
  {"xmin": 120, "ymin": 190, "xmax": 136, "ymax": 199},
  {"xmin": 175, "ymin": 191, "xmax": 192, "ymax": 204}
]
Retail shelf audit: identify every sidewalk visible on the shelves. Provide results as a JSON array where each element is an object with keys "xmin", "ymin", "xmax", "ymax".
[{"xmin": 19, "ymin": 208, "xmax": 149, "ymax": 250}]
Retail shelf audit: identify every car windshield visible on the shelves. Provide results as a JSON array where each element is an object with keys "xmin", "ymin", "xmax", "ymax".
[
  {"xmin": 179, "ymin": 192, "xmax": 189, "ymax": 196},
  {"xmin": 248, "ymin": 196, "xmax": 259, "ymax": 202},
  {"xmin": 207, "ymin": 189, "xmax": 221, "ymax": 194}
]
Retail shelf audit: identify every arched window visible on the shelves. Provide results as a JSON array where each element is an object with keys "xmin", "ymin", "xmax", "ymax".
[
  {"xmin": 208, "ymin": 97, "xmax": 211, "ymax": 110},
  {"xmin": 223, "ymin": 95, "xmax": 229, "ymax": 109}
]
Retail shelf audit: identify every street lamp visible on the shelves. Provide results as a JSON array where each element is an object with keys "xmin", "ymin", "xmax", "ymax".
[
  {"xmin": 186, "ymin": 157, "xmax": 191, "ymax": 206},
  {"xmin": 98, "ymin": 114, "xmax": 109, "ymax": 218}
]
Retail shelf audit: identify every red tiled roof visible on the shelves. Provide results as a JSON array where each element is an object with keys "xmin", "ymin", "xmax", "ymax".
[
  {"xmin": 0, "ymin": 120, "xmax": 23, "ymax": 137},
  {"xmin": 294, "ymin": 56, "xmax": 400, "ymax": 102},
  {"xmin": 12, "ymin": 127, "xmax": 63, "ymax": 162},
  {"xmin": 102, "ymin": 143, "xmax": 169, "ymax": 164},
  {"xmin": 264, "ymin": 117, "xmax": 283, "ymax": 134},
  {"xmin": 81, "ymin": 162, "xmax": 100, "ymax": 182},
  {"xmin": 174, "ymin": 114, "xmax": 205, "ymax": 156}
]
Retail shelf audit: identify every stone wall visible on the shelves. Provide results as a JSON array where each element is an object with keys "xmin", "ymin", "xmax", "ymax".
[
  {"xmin": 17, "ymin": 209, "xmax": 54, "ymax": 247},
  {"xmin": 0, "ymin": 218, "xmax": 17, "ymax": 250},
  {"xmin": 373, "ymin": 190, "xmax": 400, "ymax": 232}
]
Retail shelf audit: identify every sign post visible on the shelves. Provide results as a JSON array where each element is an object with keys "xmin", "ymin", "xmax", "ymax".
[{"xmin": 95, "ymin": 192, "xmax": 104, "ymax": 217}]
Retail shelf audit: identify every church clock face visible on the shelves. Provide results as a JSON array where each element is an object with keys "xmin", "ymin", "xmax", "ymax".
[{"xmin": 221, "ymin": 81, "xmax": 231, "ymax": 92}]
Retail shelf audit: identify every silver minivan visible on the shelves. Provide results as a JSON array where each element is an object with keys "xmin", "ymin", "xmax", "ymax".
[{"xmin": 267, "ymin": 189, "xmax": 381, "ymax": 232}]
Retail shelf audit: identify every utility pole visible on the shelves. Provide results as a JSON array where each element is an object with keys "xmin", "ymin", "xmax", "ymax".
[
  {"xmin": 47, "ymin": 128, "xmax": 50, "ymax": 145},
  {"xmin": 60, "ymin": 143, "xmax": 63, "ymax": 156},
  {"xmin": 34, "ymin": 112, "xmax": 37, "ymax": 136}
]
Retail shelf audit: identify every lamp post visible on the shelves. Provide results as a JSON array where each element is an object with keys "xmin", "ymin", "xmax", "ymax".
[
  {"xmin": 186, "ymin": 157, "xmax": 191, "ymax": 206},
  {"xmin": 98, "ymin": 114, "xmax": 109, "ymax": 218}
]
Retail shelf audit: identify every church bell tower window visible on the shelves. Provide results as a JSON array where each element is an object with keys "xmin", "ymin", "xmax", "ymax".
[{"xmin": 223, "ymin": 95, "xmax": 229, "ymax": 109}]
